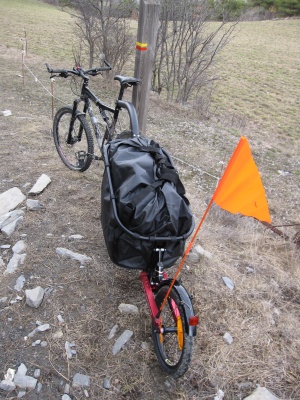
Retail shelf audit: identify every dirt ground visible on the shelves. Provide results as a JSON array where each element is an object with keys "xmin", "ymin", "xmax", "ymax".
[{"xmin": 0, "ymin": 46, "xmax": 300, "ymax": 400}]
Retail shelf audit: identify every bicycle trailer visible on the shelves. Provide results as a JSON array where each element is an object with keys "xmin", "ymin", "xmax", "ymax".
[{"xmin": 101, "ymin": 136, "xmax": 194, "ymax": 270}]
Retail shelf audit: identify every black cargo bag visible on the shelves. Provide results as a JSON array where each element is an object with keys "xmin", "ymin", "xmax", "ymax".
[{"xmin": 101, "ymin": 136, "xmax": 194, "ymax": 270}]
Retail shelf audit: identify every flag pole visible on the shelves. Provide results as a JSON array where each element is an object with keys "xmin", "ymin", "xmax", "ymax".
[{"xmin": 159, "ymin": 196, "xmax": 215, "ymax": 313}]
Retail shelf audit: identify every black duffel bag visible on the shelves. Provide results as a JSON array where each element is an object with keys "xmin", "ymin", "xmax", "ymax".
[{"xmin": 101, "ymin": 136, "xmax": 194, "ymax": 270}]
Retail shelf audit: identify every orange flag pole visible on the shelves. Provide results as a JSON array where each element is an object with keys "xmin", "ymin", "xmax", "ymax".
[{"xmin": 159, "ymin": 197, "xmax": 215, "ymax": 312}]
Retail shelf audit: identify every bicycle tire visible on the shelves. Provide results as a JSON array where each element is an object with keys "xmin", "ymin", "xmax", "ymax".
[
  {"xmin": 152, "ymin": 285, "xmax": 193, "ymax": 378},
  {"xmin": 53, "ymin": 107, "xmax": 94, "ymax": 172}
]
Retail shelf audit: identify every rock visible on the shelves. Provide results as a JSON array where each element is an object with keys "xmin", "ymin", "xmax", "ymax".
[
  {"xmin": 37, "ymin": 323, "xmax": 50, "ymax": 332},
  {"xmin": 25, "ymin": 286, "xmax": 45, "ymax": 308},
  {"xmin": 57, "ymin": 314, "xmax": 64, "ymax": 324},
  {"xmin": 108, "ymin": 324, "xmax": 119, "ymax": 339},
  {"xmin": 62, "ymin": 395, "xmax": 72, "ymax": 400},
  {"xmin": 68, "ymin": 234, "xmax": 84, "ymax": 240},
  {"xmin": 112, "ymin": 330, "xmax": 133, "ymax": 355},
  {"xmin": 0, "ymin": 379, "xmax": 16, "ymax": 391},
  {"xmin": 14, "ymin": 374, "xmax": 37, "ymax": 390},
  {"xmin": 26, "ymin": 199, "xmax": 43, "ymax": 210},
  {"xmin": 36, "ymin": 382, "xmax": 42, "ymax": 393},
  {"xmin": 214, "ymin": 389, "xmax": 225, "ymax": 400},
  {"xmin": 0, "ymin": 187, "xmax": 26, "ymax": 217},
  {"xmin": 56, "ymin": 247, "xmax": 92, "ymax": 264},
  {"xmin": 222, "ymin": 276, "xmax": 235, "ymax": 290},
  {"xmin": 16, "ymin": 364, "xmax": 27, "ymax": 376},
  {"xmin": 65, "ymin": 341, "xmax": 75, "ymax": 359},
  {"xmin": 2, "ymin": 109, "xmax": 12, "ymax": 116},
  {"xmin": 103, "ymin": 378, "xmax": 111, "ymax": 390},
  {"xmin": 4, "ymin": 253, "xmax": 26, "ymax": 274},
  {"xmin": 194, "ymin": 244, "xmax": 212, "ymax": 259},
  {"xmin": 223, "ymin": 332, "xmax": 233, "ymax": 344},
  {"xmin": 1, "ymin": 215, "xmax": 24, "ymax": 236},
  {"xmin": 14, "ymin": 275, "xmax": 26, "ymax": 291},
  {"xmin": 64, "ymin": 383, "xmax": 70, "ymax": 394},
  {"xmin": 243, "ymin": 387, "xmax": 280, "ymax": 400},
  {"xmin": 187, "ymin": 251, "xmax": 200, "ymax": 263},
  {"xmin": 33, "ymin": 369, "xmax": 41, "ymax": 379},
  {"xmin": 32, "ymin": 340, "xmax": 41, "ymax": 346},
  {"xmin": 118, "ymin": 303, "xmax": 139, "ymax": 314},
  {"xmin": 72, "ymin": 373, "xmax": 90, "ymax": 388},
  {"xmin": 12, "ymin": 240, "xmax": 26, "ymax": 254},
  {"xmin": 29, "ymin": 174, "xmax": 51, "ymax": 195}
]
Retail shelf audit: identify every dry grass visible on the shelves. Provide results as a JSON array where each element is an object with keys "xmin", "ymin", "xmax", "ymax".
[{"xmin": 0, "ymin": 1, "xmax": 300, "ymax": 399}]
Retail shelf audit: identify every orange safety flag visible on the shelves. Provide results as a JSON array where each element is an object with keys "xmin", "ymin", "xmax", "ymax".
[{"xmin": 213, "ymin": 137, "xmax": 271, "ymax": 223}]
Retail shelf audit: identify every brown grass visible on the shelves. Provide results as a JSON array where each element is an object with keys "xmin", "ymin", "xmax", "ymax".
[{"xmin": 0, "ymin": 1, "xmax": 299, "ymax": 399}]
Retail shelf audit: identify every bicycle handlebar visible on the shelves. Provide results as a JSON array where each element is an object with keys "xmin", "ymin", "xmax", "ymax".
[{"xmin": 45, "ymin": 61, "xmax": 112, "ymax": 79}]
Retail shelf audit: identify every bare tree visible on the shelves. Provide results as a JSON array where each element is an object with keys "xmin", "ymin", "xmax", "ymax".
[
  {"xmin": 63, "ymin": 0, "xmax": 135, "ymax": 71},
  {"xmin": 152, "ymin": 0, "xmax": 238, "ymax": 109}
]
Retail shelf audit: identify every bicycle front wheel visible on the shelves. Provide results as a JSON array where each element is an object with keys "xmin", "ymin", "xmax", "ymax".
[
  {"xmin": 152, "ymin": 285, "xmax": 193, "ymax": 378},
  {"xmin": 53, "ymin": 107, "xmax": 94, "ymax": 172}
]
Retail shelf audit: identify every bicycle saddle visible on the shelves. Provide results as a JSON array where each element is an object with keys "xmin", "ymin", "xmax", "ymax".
[{"xmin": 114, "ymin": 75, "xmax": 140, "ymax": 86}]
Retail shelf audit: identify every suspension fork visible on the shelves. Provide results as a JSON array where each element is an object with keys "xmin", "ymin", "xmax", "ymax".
[{"xmin": 67, "ymin": 99, "xmax": 81, "ymax": 144}]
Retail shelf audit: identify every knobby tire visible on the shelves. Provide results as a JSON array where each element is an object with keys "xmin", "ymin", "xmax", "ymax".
[
  {"xmin": 152, "ymin": 285, "xmax": 193, "ymax": 378},
  {"xmin": 53, "ymin": 107, "xmax": 94, "ymax": 172}
]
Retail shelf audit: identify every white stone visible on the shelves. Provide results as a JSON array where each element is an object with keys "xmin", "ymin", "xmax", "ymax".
[
  {"xmin": 1, "ymin": 215, "xmax": 24, "ymax": 236},
  {"xmin": 68, "ymin": 234, "xmax": 84, "ymax": 240},
  {"xmin": 118, "ymin": 303, "xmax": 139, "ymax": 314},
  {"xmin": 32, "ymin": 340, "xmax": 41, "ymax": 346},
  {"xmin": 0, "ymin": 187, "xmax": 26, "ymax": 217},
  {"xmin": 12, "ymin": 240, "xmax": 26, "ymax": 254},
  {"xmin": 187, "ymin": 251, "xmax": 200, "ymax": 263},
  {"xmin": 62, "ymin": 395, "xmax": 72, "ymax": 400},
  {"xmin": 26, "ymin": 199, "xmax": 42, "ymax": 210},
  {"xmin": 25, "ymin": 286, "xmax": 45, "ymax": 308},
  {"xmin": 56, "ymin": 247, "xmax": 92, "ymax": 264},
  {"xmin": 14, "ymin": 375, "xmax": 37, "ymax": 390},
  {"xmin": 112, "ymin": 330, "xmax": 133, "ymax": 355},
  {"xmin": 4, "ymin": 368, "xmax": 15, "ymax": 381},
  {"xmin": 29, "ymin": 174, "xmax": 51, "ymax": 194},
  {"xmin": 16, "ymin": 363, "xmax": 27, "ymax": 376},
  {"xmin": 0, "ymin": 210, "xmax": 24, "ymax": 229},
  {"xmin": 108, "ymin": 324, "xmax": 119, "ymax": 339},
  {"xmin": 4, "ymin": 253, "xmax": 26, "ymax": 274},
  {"xmin": 243, "ymin": 387, "xmax": 280, "ymax": 400},
  {"xmin": 57, "ymin": 314, "xmax": 64, "ymax": 324},
  {"xmin": 37, "ymin": 323, "xmax": 50, "ymax": 332},
  {"xmin": 223, "ymin": 332, "xmax": 234, "ymax": 344},
  {"xmin": 36, "ymin": 382, "xmax": 42, "ymax": 393},
  {"xmin": 65, "ymin": 341, "xmax": 74, "ymax": 359},
  {"xmin": 72, "ymin": 373, "xmax": 90, "ymax": 388},
  {"xmin": 14, "ymin": 275, "xmax": 26, "ymax": 291},
  {"xmin": 0, "ymin": 379, "xmax": 16, "ymax": 391},
  {"xmin": 222, "ymin": 276, "xmax": 235, "ymax": 290},
  {"xmin": 33, "ymin": 369, "xmax": 41, "ymax": 378},
  {"xmin": 2, "ymin": 109, "xmax": 12, "ymax": 116},
  {"xmin": 194, "ymin": 244, "xmax": 212, "ymax": 259}
]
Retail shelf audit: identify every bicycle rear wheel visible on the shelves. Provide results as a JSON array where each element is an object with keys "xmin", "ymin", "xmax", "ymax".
[
  {"xmin": 152, "ymin": 285, "xmax": 193, "ymax": 378},
  {"xmin": 53, "ymin": 106, "xmax": 94, "ymax": 172}
]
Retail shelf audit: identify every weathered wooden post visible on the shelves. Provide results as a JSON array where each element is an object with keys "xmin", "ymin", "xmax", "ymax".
[{"xmin": 132, "ymin": 0, "xmax": 160, "ymax": 135}]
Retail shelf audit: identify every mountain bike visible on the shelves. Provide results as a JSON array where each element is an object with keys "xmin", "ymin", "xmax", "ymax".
[{"xmin": 46, "ymin": 62, "xmax": 198, "ymax": 378}]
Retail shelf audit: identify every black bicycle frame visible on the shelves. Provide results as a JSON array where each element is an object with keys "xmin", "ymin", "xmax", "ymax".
[{"xmin": 67, "ymin": 76, "xmax": 139, "ymax": 147}]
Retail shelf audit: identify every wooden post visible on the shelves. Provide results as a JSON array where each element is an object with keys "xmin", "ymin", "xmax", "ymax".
[{"xmin": 132, "ymin": 0, "xmax": 160, "ymax": 135}]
